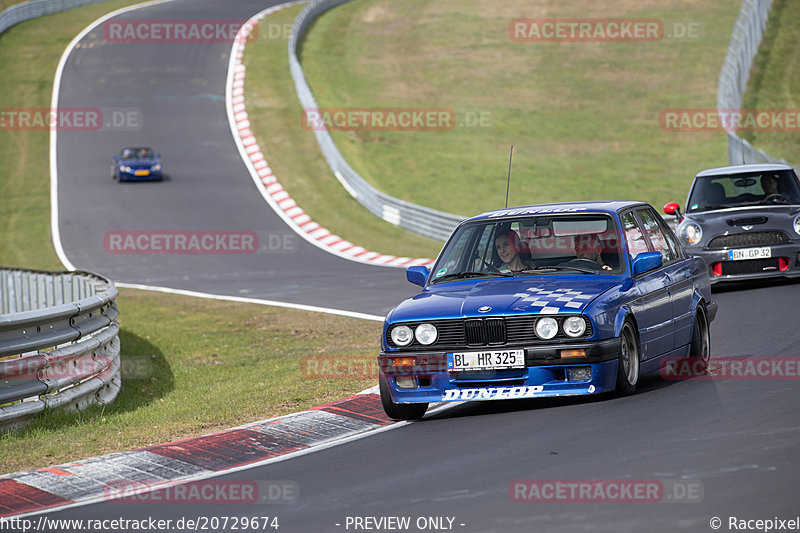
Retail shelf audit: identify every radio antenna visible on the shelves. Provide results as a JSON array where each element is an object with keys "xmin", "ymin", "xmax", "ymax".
[
  {"xmin": 741, "ymin": 137, "xmax": 745, "ymax": 165},
  {"xmin": 505, "ymin": 145, "xmax": 514, "ymax": 208}
]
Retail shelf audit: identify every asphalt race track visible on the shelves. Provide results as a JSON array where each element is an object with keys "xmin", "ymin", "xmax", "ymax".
[
  {"xmin": 47, "ymin": 1, "xmax": 800, "ymax": 532},
  {"xmin": 55, "ymin": 0, "xmax": 419, "ymax": 316}
]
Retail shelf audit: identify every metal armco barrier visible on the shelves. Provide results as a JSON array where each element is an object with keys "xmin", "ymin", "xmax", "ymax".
[
  {"xmin": 718, "ymin": 0, "xmax": 792, "ymax": 167},
  {"xmin": 0, "ymin": 269, "xmax": 120, "ymax": 430},
  {"xmin": 288, "ymin": 0, "xmax": 464, "ymax": 242},
  {"xmin": 0, "ymin": 0, "xmax": 110, "ymax": 35}
]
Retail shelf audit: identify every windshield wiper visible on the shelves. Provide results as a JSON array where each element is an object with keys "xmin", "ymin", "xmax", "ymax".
[{"xmin": 434, "ymin": 270, "xmax": 512, "ymax": 282}]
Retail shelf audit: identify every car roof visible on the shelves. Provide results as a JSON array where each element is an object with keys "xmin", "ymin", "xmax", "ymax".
[
  {"xmin": 467, "ymin": 200, "xmax": 647, "ymax": 222},
  {"xmin": 695, "ymin": 163, "xmax": 794, "ymax": 177}
]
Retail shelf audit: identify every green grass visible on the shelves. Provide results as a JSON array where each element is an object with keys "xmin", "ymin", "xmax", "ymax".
[
  {"xmin": 741, "ymin": 0, "xmax": 800, "ymax": 162},
  {"xmin": 1, "ymin": 288, "xmax": 380, "ymax": 474},
  {"xmin": 296, "ymin": 0, "xmax": 741, "ymax": 217},
  {"xmin": 243, "ymin": 5, "xmax": 444, "ymax": 260},
  {"xmin": 0, "ymin": 2, "xmax": 382, "ymax": 474}
]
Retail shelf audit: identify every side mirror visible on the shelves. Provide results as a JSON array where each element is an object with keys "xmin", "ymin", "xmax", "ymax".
[
  {"xmin": 156, "ymin": 153, "xmax": 161, "ymax": 159},
  {"xmin": 663, "ymin": 202, "xmax": 683, "ymax": 222},
  {"xmin": 112, "ymin": 155, "xmax": 119, "ymax": 162},
  {"xmin": 632, "ymin": 251, "xmax": 662, "ymax": 276},
  {"xmin": 406, "ymin": 265, "xmax": 429, "ymax": 287}
]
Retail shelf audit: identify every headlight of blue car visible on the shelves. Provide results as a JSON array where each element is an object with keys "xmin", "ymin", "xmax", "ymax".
[{"xmin": 151, "ymin": 163, "xmax": 162, "ymax": 172}]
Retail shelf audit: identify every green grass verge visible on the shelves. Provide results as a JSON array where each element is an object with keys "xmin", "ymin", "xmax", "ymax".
[
  {"xmin": 741, "ymin": 0, "xmax": 800, "ymax": 162},
  {"xmin": 243, "ymin": 5, "xmax": 444, "ymax": 260},
  {"xmin": 1, "ymin": 288, "xmax": 380, "ymax": 474},
  {"xmin": 296, "ymin": 0, "xmax": 740, "ymax": 217},
  {"xmin": 0, "ymin": 2, "xmax": 381, "ymax": 474}
]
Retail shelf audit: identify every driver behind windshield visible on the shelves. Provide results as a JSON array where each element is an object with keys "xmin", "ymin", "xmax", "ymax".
[
  {"xmin": 493, "ymin": 228, "xmax": 529, "ymax": 273},
  {"xmin": 574, "ymin": 234, "xmax": 613, "ymax": 271}
]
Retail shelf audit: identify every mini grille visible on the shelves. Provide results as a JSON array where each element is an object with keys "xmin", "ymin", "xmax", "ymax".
[
  {"xmin": 707, "ymin": 231, "xmax": 790, "ymax": 249},
  {"xmin": 721, "ymin": 258, "xmax": 781, "ymax": 275}
]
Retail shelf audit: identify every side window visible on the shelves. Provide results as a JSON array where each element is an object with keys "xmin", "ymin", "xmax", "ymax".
[
  {"xmin": 637, "ymin": 208, "xmax": 677, "ymax": 263},
  {"xmin": 620, "ymin": 211, "xmax": 649, "ymax": 258}
]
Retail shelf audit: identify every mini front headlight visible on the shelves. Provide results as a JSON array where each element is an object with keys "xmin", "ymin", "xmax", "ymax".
[
  {"xmin": 793, "ymin": 215, "xmax": 800, "ymax": 237},
  {"xmin": 390, "ymin": 325, "xmax": 413, "ymax": 346},
  {"xmin": 121, "ymin": 165, "xmax": 132, "ymax": 173},
  {"xmin": 680, "ymin": 223, "xmax": 703, "ymax": 245},
  {"xmin": 563, "ymin": 316, "xmax": 587, "ymax": 338},
  {"xmin": 535, "ymin": 317, "xmax": 559, "ymax": 340},
  {"xmin": 415, "ymin": 323, "xmax": 438, "ymax": 345},
  {"xmin": 151, "ymin": 163, "xmax": 162, "ymax": 171}
]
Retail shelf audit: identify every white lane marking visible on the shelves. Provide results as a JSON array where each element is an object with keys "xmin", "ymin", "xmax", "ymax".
[{"xmin": 115, "ymin": 282, "xmax": 385, "ymax": 322}]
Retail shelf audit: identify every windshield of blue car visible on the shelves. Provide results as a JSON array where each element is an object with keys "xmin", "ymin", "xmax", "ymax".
[
  {"xmin": 686, "ymin": 170, "xmax": 800, "ymax": 212},
  {"xmin": 119, "ymin": 147, "xmax": 154, "ymax": 160},
  {"xmin": 430, "ymin": 213, "xmax": 624, "ymax": 283}
]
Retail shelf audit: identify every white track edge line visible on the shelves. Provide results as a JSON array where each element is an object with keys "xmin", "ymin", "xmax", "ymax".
[{"xmin": 116, "ymin": 282, "xmax": 384, "ymax": 321}]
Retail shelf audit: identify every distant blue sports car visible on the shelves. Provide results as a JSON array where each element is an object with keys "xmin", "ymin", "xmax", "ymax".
[
  {"xmin": 378, "ymin": 201, "xmax": 717, "ymax": 420},
  {"xmin": 111, "ymin": 146, "xmax": 163, "ymax": 182}
]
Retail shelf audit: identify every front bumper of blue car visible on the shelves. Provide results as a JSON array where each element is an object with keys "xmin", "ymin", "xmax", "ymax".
[{"xmin": 379, "ymin": 338, "xmax": 621, "ymax": 403}]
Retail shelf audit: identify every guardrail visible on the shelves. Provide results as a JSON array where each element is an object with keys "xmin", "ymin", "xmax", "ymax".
[
  {"xmin": 288, "ymin": 0, "xmax": 464, "ymax": 242},
  {"xmin": 0, "ymin": 269, "xmax": 120, "ymax": 431},
  {"xmin": 717, "ymin": 0, "xmax": 791, "ymax": 166},
  {"xmin": 0, "ymin": 0, "xmax": 110, "ymax": 35}
]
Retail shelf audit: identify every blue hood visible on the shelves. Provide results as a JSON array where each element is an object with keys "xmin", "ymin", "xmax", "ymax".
[{"xmin": 388, "ymin": 276, "xmax": 621, "ymax": 323}]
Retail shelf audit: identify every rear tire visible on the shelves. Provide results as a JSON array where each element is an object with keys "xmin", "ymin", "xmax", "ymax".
[
  {"xmin": 379, "ymin": 374, "xmax": 428, "ymax": 420},
  {"xmin": 689, "ymin": 304, "xmax": 710, "ymax": 372},
  {"xmin": 615, "ymin": 321, "xmax": 640, "ymax": 396}
]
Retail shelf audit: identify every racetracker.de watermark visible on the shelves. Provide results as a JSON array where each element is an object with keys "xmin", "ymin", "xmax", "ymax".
[
  {"xmin": 103, "ymin": 480, "xmax": 298, "ymax": 504},
  {"xmin": 104, "ymin": 19, "xmax": 257, "ymax": 43},
  {"xmin": 661, "ymin": 356, "xmax": 800, "ymax": 381},
  {"xmin": 661, "ymin": 108, "xmax": 800, "ymax": 132},
  {"xmin": 301, "ymin": 356, "xmax": 379, "ymax": 379},
  {"xmin": 510, "ymin": 479, "xmax": 703, "ymax": 503},
  {"xmin": 103, "ymin": 231, "xmax": 299, "ymax": 255},
  {"xmin": 0, "ymin": 107, "xmax": 142, "ymax": 132},
  {"xmin": 510, "ymin": 18, "xmax": 663, "ymax": 42},
  {"xmin": 301, "ymin": 108, "xmax": 491, "ymax": 131}
]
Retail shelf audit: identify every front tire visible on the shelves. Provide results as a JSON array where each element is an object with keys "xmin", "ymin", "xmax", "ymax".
[
  {"xmin": 689, "ymin": 304, "xmax": 710, "ymax": 371},
  {"xmin": 615, "ymin": 321, "xmax": 640, "ymax": 396},
  {"xmin": 379, "ymin": 374, "xmax": 428, "ymax": 420}
]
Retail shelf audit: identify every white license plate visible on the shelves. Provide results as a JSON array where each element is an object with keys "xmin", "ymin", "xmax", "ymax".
[
  {"xmin": 447, "ymin": 349, "xmax": 525, "ymax": 371},
  {"xmin": 728, "ymin": 247, "xmax": 771, "ymax": 261}
]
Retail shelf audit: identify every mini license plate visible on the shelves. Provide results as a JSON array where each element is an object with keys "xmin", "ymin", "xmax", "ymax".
[
  {"xmin": 134, "ymin": 170, "xmax": 150, "ymax": 176},
  {"xmin": 728, "ymin": 247, "xmax": 771, "ymax": 261},
  {"xmin": 447, "ymin": 349, "xmax": 525, "ymax": 371}
]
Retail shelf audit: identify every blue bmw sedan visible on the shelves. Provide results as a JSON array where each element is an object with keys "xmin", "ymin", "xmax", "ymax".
[{"xmin": 378, "ymin": 201, "xmax": 717, "ymax": 420}]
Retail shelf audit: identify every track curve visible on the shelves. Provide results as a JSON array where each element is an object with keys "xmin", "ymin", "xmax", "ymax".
[{"xmin": 54, "ymin": 0, "xmax": 418, "ymax": 316}]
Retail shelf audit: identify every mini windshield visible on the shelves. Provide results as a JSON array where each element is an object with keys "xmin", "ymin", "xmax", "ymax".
[
  {"xmin": 430, "ymin": 213, "xmax": 624, "ymax": 283},
  {"xmin": 119, "ymin": 147, "xmax": 154, "ymax": 160},
  {"xmin": 686, "ymin": 170, "xmax": 800, "ymax": 212}
]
